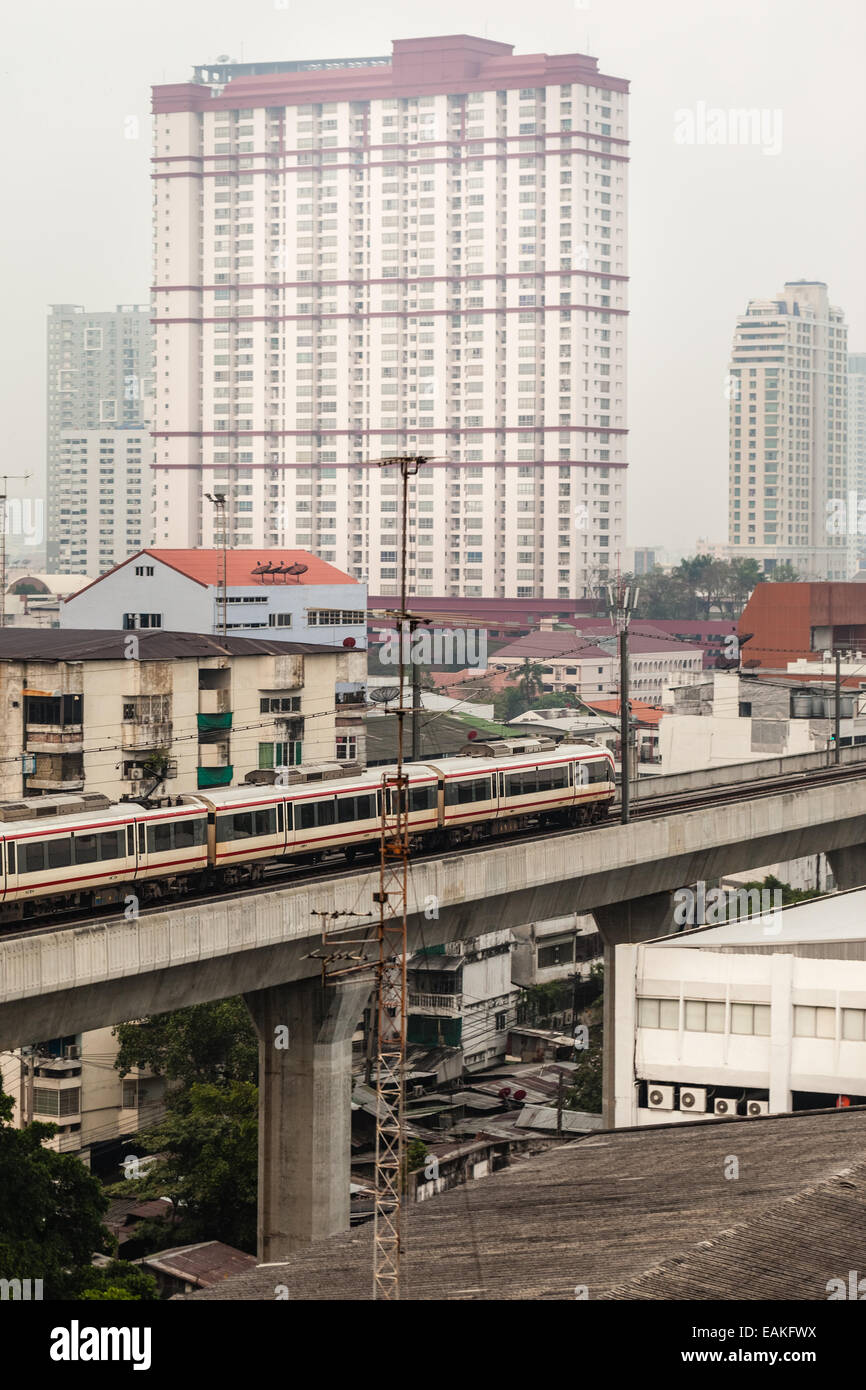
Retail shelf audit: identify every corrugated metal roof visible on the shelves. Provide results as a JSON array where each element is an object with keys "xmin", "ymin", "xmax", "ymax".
[{"xmin": 0, "ymin": 629, "xmax": 346, "ymax": 661}]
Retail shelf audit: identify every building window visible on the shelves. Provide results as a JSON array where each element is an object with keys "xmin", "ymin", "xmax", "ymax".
[
  {"xmin": 494, "ymin": 1011, "xmax": 507, "ymax": 1032},
  {"xmin": 258, "ymin": 741, "xmax": 302, "ymax": 768},
  {"xmin": 267, "ymin": 613, "xmax": 292, "ymax": 627},
  {"xmin": 33, "ymin": 1087, "xmax": 81, "ymax": 1117},
  {"xmin": 306, "ymin": 609, "xmax": 365, "ymax": 626},
  {"xmin": 336, "ymin": 735, "xmax": 357, "ymax": 761},
  {"xmin": 637, "ymin": 997, "xmax": 678, "ymax": 1029},
  {"xmin": 134, "ymin": 566, "xmax": 154, "ymax": 577},
  {"xmin": 793, "ymin": 1005, "xmax": 836, "ymax": 1038},
  {"xmin": 123, "ymin": 613, "xmax": 162, "ymax": 629},
  {"xmin": 259, "ymin": 696, "xmax": 301, "ymax": 713}
]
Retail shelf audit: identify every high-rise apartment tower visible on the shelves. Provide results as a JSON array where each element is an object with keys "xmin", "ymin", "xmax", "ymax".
[{"xmin": 151, "ymin": 35, "xmax": 628, "ymax": 598}]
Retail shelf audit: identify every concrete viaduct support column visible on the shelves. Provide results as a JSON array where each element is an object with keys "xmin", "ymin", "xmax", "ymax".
[
  {"xmin": 827, "ymin": 846, "xmax": 866, "ymax": 892},
  {"xmin": 244, "ymin": 973, "xmax": 373, "ymax": 1264},
  {"xmin": 594, "ymin": 893, "xmax": 677, "ymax": 1130}
]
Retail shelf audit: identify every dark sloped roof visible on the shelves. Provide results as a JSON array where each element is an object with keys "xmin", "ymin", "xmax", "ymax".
[
  {"xmin": 0, "ymin": 630, "xmax": 345, "ymax": 661},
  {"xmin": 180, "ymin": 1107, "xmax": 866, "ymax": 1301},
  {"xmin": 365, "ymin": 713, "xmax": 511, "ymax": 763}
]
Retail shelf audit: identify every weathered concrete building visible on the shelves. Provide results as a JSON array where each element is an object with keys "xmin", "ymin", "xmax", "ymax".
[{"xmin": 0, "ymin": 628, "xmax": 366, "ymax": 800}]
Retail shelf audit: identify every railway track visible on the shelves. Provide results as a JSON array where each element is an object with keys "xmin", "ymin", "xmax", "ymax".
[{"xmin": 2, "ymin": 759, "xmax": 864, "ymax": 944}]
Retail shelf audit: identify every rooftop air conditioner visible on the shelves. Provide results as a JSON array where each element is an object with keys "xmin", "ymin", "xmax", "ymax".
[
  {"xmin": 714, "ymin": 1097, "xmax": 738, "ymax": 1117},
  {"xmin": 679, "ymin": 1086, "xmax": 707, "ymax": 1114},
  {"xmin": 646, "ymin": 1084, "xmax": 674, "ymax": 1111},
  {"xmin": 129, "ymin": 765, "xmax": 145, "ymax": 779},
  {"xmin": 746, "ymin": 1099, "xmax": 770, "ymax": 1117}
]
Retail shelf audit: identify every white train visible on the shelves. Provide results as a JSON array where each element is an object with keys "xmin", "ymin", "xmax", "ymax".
[{"xmin": 0, "ymin": 740, "xmax": 615, "ymax": 923}]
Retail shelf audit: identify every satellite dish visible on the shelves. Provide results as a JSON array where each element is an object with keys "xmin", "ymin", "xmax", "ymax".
[
  {"xmin": 369, "ymin": 686, "xmax": 400, "ymax": 705},
  {"xmin": 286, "ymin": 562, "xmax": 308, "ymax": 583},
  {"xmin": 216, "ymin": 53, "xmax": 231, "ymax": 62},
  {"xmin": 343, "ymin": 637, "xmax": 356, "ymax": 648}
]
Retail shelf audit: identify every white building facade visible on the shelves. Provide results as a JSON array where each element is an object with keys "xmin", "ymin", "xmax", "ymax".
[
  {"xmin": 727, "ymin": 281, "xmax": 850, "ymax": 579},
  {"xmin": 61, "ymin": 548, "xmax": 367, "ymax": 650},
  {"xmin": 614, "ymin": 892, "xmax": 866, "ymax": 1127},
  {"xmin": 150, "ymin": 35, "xmax": 629, "ymax": 599},
  {"xmin": 55, "ymin": 429, "xmax": 148, "ymax": 576}
]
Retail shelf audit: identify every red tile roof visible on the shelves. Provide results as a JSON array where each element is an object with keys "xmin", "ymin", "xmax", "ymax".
[
  {"xmin": 66, "ymin": 548, "xmax": 358, "ymax": 601},
  {"xmin": 587, "ymin": 698, "xmax": 664, "ymax": 727}
]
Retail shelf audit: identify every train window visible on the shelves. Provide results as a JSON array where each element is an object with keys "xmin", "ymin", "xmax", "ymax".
[
  {"xmin": 409, "ymin": 786, "xmax": 436, "ymax": 812},
  {"xmin": 47, "ymin": 839, "xmax": 73, "ymax": 870},
  {"xmin": 297, "ymin": 798, "xmax": 337, "ymax": 830},
  {"xmin": 6, "ymin": 841, "xmax": 15, "ymax": 874},
  {"xmin": 445, "ymin": 778, "xmax": 491, "ymax": 805},
  {"xmin": 587, "ymin": 761, "xmax": 608, "ymax": 784},
  {"xmin": 255, "ymin": 809, "xmax": 276, "ymax": 836},
  {"xmin": 127, "ymin": 825, "xmax": 135, "ymax": 856},
  {"xmin": 73, "ymin": 834, "xmax": 98, "ymax": 864},
  {"xmin": 337, "ymin": 793, "xmax": 376, "ymax": 823},
  {"xmin": 504, "ymin": 771, "xmax": 534, "ymax": 797},
  {"xmin": 537, "ymin": 765, "xmax": 568, "ymax": 790},
  {"xmin": 148, "ymin": 820, "xmax": 208, "ymax": 851},
  {"xmin": 99, "ymin": 830, "xmax": 124, "ymax": 860},
  {"xmin": 20, "ymin": 842, "xmax": 47, "ymax": 874},
  {"xmin": 146, "ymin": 824, "xmax": 172, "ymax": 855}
]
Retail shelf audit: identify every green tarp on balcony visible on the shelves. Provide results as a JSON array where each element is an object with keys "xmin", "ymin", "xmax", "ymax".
[
  {"xmin": 197, "ymin": 712, "xmax": 233, "ymax": 732},
  {"xmin": 197, "ymin": 765, "xmax": 233, "ymax": 788}
]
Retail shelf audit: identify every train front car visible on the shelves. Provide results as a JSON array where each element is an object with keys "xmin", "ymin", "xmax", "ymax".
[{"xmin": 0, "ymin": 792, "xmax": 209, "ymax": 923}]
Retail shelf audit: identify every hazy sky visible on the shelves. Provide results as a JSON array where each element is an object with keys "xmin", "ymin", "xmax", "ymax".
[{"xmin": 3, "ymin": 0, "xmax": 864, "ymax": 558}]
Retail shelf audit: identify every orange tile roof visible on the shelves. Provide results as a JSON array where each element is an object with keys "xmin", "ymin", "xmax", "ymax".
[
  {"xmin": 587, "ymin": 698, "xmax": 664, "ymax": 727},
  {"xmin": 144, "ymin": 548, "xmax": 358, "ymax": 587},
  {"xmin": 65, "ymin": 548, "xmax": 358, "ymax": 601}
]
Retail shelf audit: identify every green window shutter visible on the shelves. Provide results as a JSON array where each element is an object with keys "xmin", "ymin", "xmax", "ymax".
[{"xmin": 258, "ymin": 743, "xmax": 274, "ymax": 770}]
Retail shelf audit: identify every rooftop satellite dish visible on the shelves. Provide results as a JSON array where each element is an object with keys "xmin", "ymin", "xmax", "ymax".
[
  {"xmin": 369, "ymin": 686, "xmax": 400, "ymax": 705},
  {"xmin": 216, "ymin": 53, "xmax": 231, "ymax": 62},
  {"xmin": 286, "ymin": 562, "xmax": 308, "ymax": 583}
]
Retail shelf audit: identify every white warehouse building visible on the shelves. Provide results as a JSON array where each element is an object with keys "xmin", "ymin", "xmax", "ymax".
[
  {"xmin": 61, "ymin": 548, "xmax": 367, "ymax": 650},
  {"xmin": 614, "ymin": 890, "xmax": 866, "ymax": 1128}
]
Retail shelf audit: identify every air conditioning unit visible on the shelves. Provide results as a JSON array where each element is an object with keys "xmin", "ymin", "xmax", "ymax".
[
  {"xmin": 746, "ymin": 1099, "xmax": 770, "ymax": 1117},
  {"xmin": 646, "ymin": 1084, "xmax": 675, "ymax": 1111},
  {"xmin": 679, "ymin": 1086, "xmax": 707, "ymax": 1114},
  {"xmin": 64, "ymin": 1045, "xmax": 81, "ymax": 1060},
  {"xmin": 714, "ymin": 1097, "xmax": 737, "ymax": 1117},
  {"xmin": 128, "ymin": 765, "xmax": 145, "ymax": 779}
]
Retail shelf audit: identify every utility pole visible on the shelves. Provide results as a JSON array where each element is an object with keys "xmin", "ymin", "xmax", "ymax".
[
  {"xmin": 369, "ymin": 454, "xmax": 427, "ymax": 1301},
  {"xmin": 205, "ymin": 493, "xmax": 228, "ymax": 640},
  {"xmin": 606, "ymin": 580, "xmax": 639, "ymax": 824},
  {"xmin": 0, "ymin": 473, "xmax": 33, "ymax": 629}
]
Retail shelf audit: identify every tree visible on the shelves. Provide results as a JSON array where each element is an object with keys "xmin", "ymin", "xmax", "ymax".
[
  {"xmin": 518, "ymin": 659, "xmax": 546, "ymax": 704},
  {"xmin": 0, "ymin": 1086, "xmax": 114, "ymax": 1298},
  {"xmin": 114, "ymin": 998, "xmax": 258, "ymax": 1089},
  {"xmin": 494, "ymin": 685, "xmax": 527, "ymax": 722},
  {"xmin": 114, "ymin": 1081, "xmax": 259, "ymax": 1254},
  {"xmin": 77, "ymin": 1262, "xmax": 157, "ymax": 1300}
]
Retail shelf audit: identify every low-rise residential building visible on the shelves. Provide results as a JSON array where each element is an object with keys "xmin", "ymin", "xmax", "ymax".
[
  {"xmin": 492, "ymin": 628, "xmax": 703, "ymax": 700},
  {"xmin": 738, "ymin": 581, "xmax": 866, "ymax": 670},
  {"xmin": 407, "ymin": 931, "xmax": 520, "ymax": 1073},
  {"xmin": 0, "ymin": 628, "xmax": 366, "ymax": 800},
  {"xmin": 0, "ymin": 1028, "xmax": 163, "ymax": 1162},
  {"xmin": 510, "ymin": 914, "xmax": 601, "ymax": 988},
  {"xmin": 614, "ymin": 889, "xmax": 866, "ymax": 1127},
  {"xmin": 61, "ymin": 548, "xmax": 367, "ymax": 651},
  {"xmin": 659, "ymin": 669, "xmax": 866, "ymax": 773}
]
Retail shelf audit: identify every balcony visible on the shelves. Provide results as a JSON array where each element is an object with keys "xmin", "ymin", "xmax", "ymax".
[
  {"xmin": 121, "ymin": 722, "xmax": 173, "ymax": 751},
  {"xmin": 25, "ymin": 724, "xmax": 84, "ymax": 755},
  {"xmin": 408, "ymin": 992, "xmax": 463, "ymax": 1017}
]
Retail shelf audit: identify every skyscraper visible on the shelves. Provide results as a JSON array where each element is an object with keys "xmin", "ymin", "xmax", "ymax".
[
  {"xmin": 151, "ymin": 34, "xmax": 628, "ymax": 598},
  {"xmin": 848, "ymin": 352, "xmax": 866, "ymax": 569},
  {"xmin": 46, "ymin": 304, "xmax": 154, "ymax": 573},
  {"xmin": 727, "ymin": 281, "xmax": 849, "ymax": 579}
]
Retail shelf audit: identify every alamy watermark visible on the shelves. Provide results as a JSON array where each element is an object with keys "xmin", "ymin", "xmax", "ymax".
[
  {"xmin": 375, "ymin": 624, "xmax": 487, "ymax": 670},
  {"xmin": 4, "ymin": 498, "xmax": 43, "ymax": 546},
  {"xmin": 674, "ymin": 103, "xmax": 783, "ymax": 157},
  {"xmin": 675, "ymin": 879, "xmax": 783, "ymax": 935}
]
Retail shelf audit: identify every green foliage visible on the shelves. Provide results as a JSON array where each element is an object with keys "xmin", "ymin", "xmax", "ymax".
[
  {"xmin": 76, "ymin": 1261, "xmax": 158, "ymax": 1301},
  {"xmin": 518, "ymin": 659, "xmax": 546, "ymax": 704},
  {"xmin": 117, "ymin": 1081, "xmax": 258, "ymax": 1254},
  {"xmin": 626, "ymin": 555, "xmax": 800, "ymax": 622},
  {"xmin": 113, "ymin": 998, "xmax": 258, "ymax": 1088},
  {"xmin": 736, "ymin": 874, "xmax": 821, "ymax": 907},
  {"xmin": 0, "ymin": 1087, "xmax": 112, "ymax": 1298}
]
